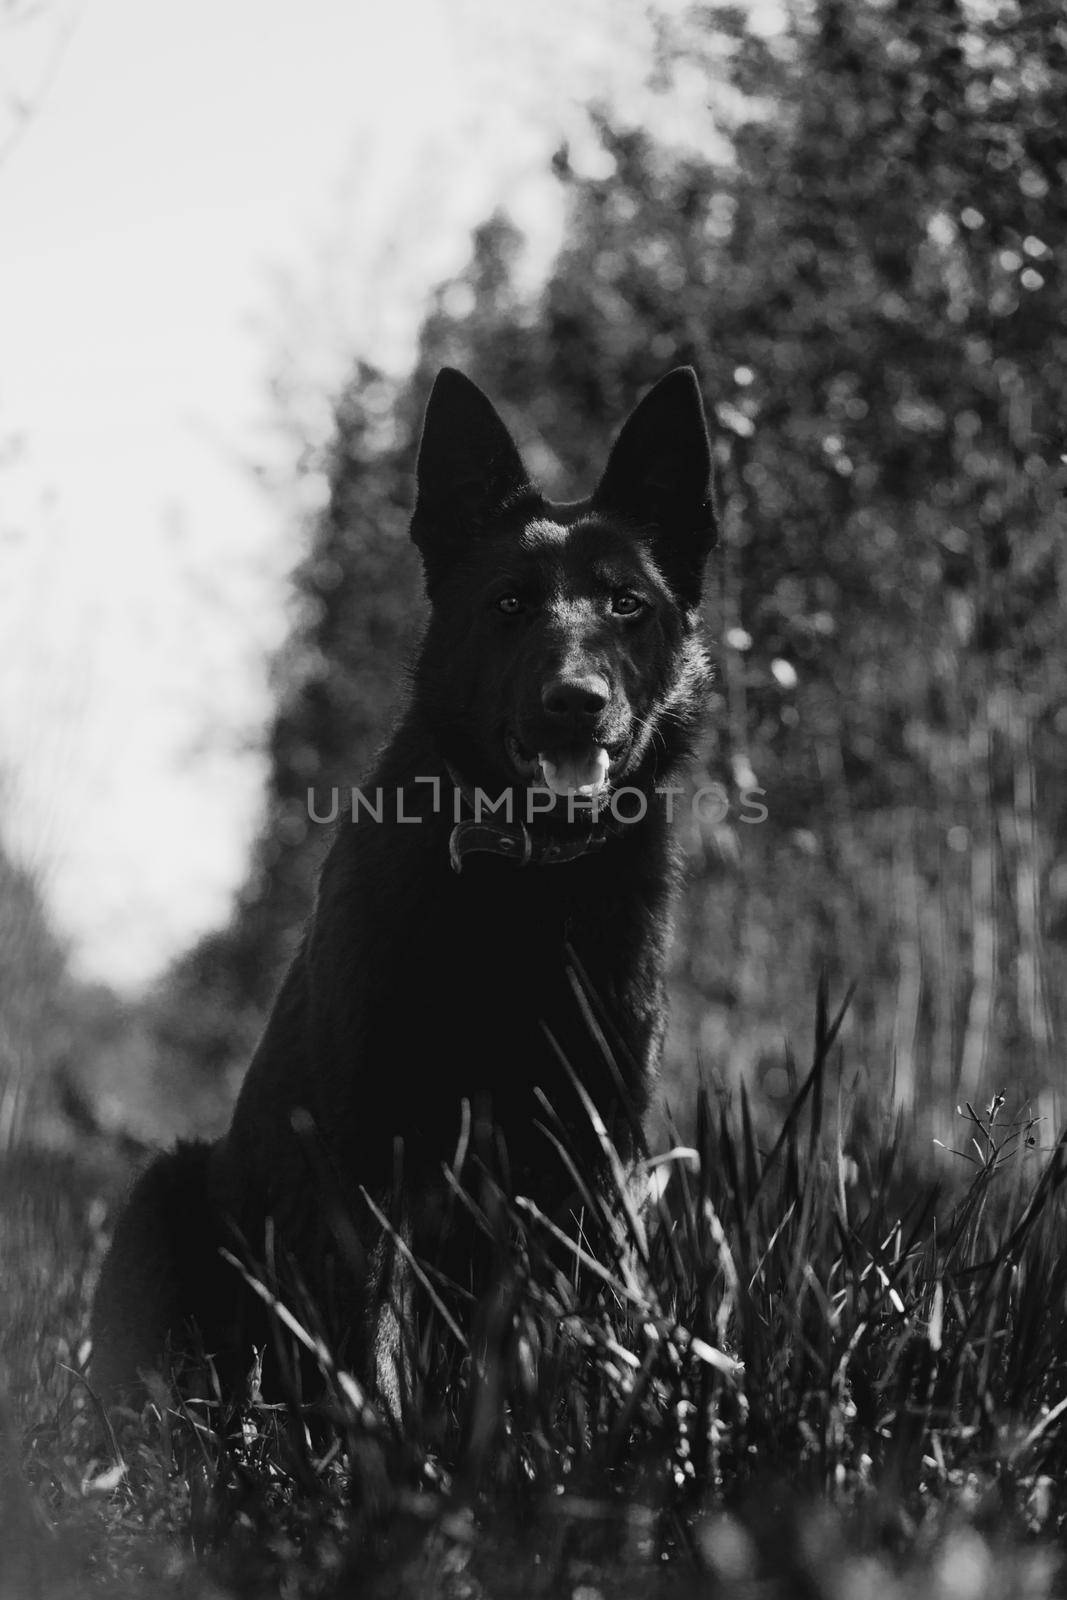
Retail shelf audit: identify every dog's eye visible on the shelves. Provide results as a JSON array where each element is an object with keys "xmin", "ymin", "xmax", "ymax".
[
  {"xmin": 496, "ymin": 594, "xmax": 525, "ymax": 616},
  {"xmin": 611, "ymin": 592, "xmax": 646, "ymax": 616}
]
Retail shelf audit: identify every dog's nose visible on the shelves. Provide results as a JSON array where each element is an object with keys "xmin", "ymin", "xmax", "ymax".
[{"xmin": 542, "ymin": 675, "xmax": 610, "ymax": 720}]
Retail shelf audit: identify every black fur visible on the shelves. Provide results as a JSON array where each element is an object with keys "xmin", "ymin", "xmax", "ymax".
[{"xmin": 90, "ymin": 367, "xmax": 716, "ymax": 1409}]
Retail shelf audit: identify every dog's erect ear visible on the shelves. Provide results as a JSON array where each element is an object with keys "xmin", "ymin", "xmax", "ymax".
[
  {"xmin": 411, "ymin": 368, "xmax": 531, "ymax": 582},
  {"xmin": 593, "ymin": 368, "xmax": 716, "ymax": 608}
]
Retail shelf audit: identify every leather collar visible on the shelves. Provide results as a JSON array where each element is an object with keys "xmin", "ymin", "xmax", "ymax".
[{"xmin": 445, "ymin": 765, "xmax": 612, "ymax": 874}]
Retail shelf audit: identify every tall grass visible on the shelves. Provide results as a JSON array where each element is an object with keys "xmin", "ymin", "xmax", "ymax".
[{"xmin": 59, "ymin": 980, "xmax": 1067, "ymax": 1596}]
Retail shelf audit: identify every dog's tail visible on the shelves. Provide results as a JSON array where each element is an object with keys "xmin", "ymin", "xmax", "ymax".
[{"xmin": 89, "ymin": 1139, "xmax": 229, "ymax": 1407}]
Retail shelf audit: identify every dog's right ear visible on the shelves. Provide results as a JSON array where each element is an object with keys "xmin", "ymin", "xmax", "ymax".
[
  {"xmin": 411, "ymin": 369, "xmax": 531, "ymax": 584},
  {"xmin": 593, "ymin": 368, "xmax": 716, "ymax": 610}
]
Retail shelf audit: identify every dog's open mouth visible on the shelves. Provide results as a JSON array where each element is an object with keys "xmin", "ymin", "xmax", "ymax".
[
  {"xmin": 505, "ymin": 734, "xmax": 613, "ymax": 798},
  {"xmin": 538, "ymin": 747, "xmax": 611, "ymax": 798}
]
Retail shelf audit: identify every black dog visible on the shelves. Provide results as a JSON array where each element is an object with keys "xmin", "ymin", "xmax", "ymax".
[{"xmin": 90, "ymin": 366, "xmax": 716, "ymax": 1410}]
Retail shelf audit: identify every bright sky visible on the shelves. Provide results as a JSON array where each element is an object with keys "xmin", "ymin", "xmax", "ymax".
[{"xmin": 0, "ymin": 0, "xmax": 749, "ymax": 990}]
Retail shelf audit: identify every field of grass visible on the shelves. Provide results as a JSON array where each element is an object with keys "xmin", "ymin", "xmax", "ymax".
[{"xmin": 2, "ymin": 990, "xmax": 1066, "ymax": 1598}]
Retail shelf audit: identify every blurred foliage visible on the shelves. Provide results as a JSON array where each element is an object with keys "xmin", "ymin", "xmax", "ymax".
[
  {"xmin": 153, "ymin": 0, "xmax": 1066, "ymax": 1126},
  {"xmin": 0, "ymin": 839, "xmax": 71, "ymax": 1144},
  {"xmin": 0, "ymin": 827, "xmax": 207, "ymax": 1147}
]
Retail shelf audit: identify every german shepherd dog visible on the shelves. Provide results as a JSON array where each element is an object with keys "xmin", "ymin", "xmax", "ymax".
[{"xmin": 90, "ymin": 366, "xmax": 716, "ymax": 1412}]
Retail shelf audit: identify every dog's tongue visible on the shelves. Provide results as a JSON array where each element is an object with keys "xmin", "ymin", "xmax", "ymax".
[{"xmin": 538, "ymin": 746, "xmax": 610, "ymax": 798}]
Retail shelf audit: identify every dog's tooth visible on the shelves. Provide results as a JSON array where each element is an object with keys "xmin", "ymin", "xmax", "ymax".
[{"xmin": 537, "ymin": 747, "xmax": 610, "ymax": 797}]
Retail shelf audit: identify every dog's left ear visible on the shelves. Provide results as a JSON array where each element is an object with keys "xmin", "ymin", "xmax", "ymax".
[
  {"xmin": 411, "ymin": 368, "xmax": 532, "ymax": 588},
  {"xmin": 594, "ymin": 368, "xmax": 716, "ymax": 608}
]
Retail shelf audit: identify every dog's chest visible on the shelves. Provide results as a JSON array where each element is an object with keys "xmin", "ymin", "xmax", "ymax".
[{"xmin": 366, "ymin": 854, "xmax": 651, "ymax": 1084}]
